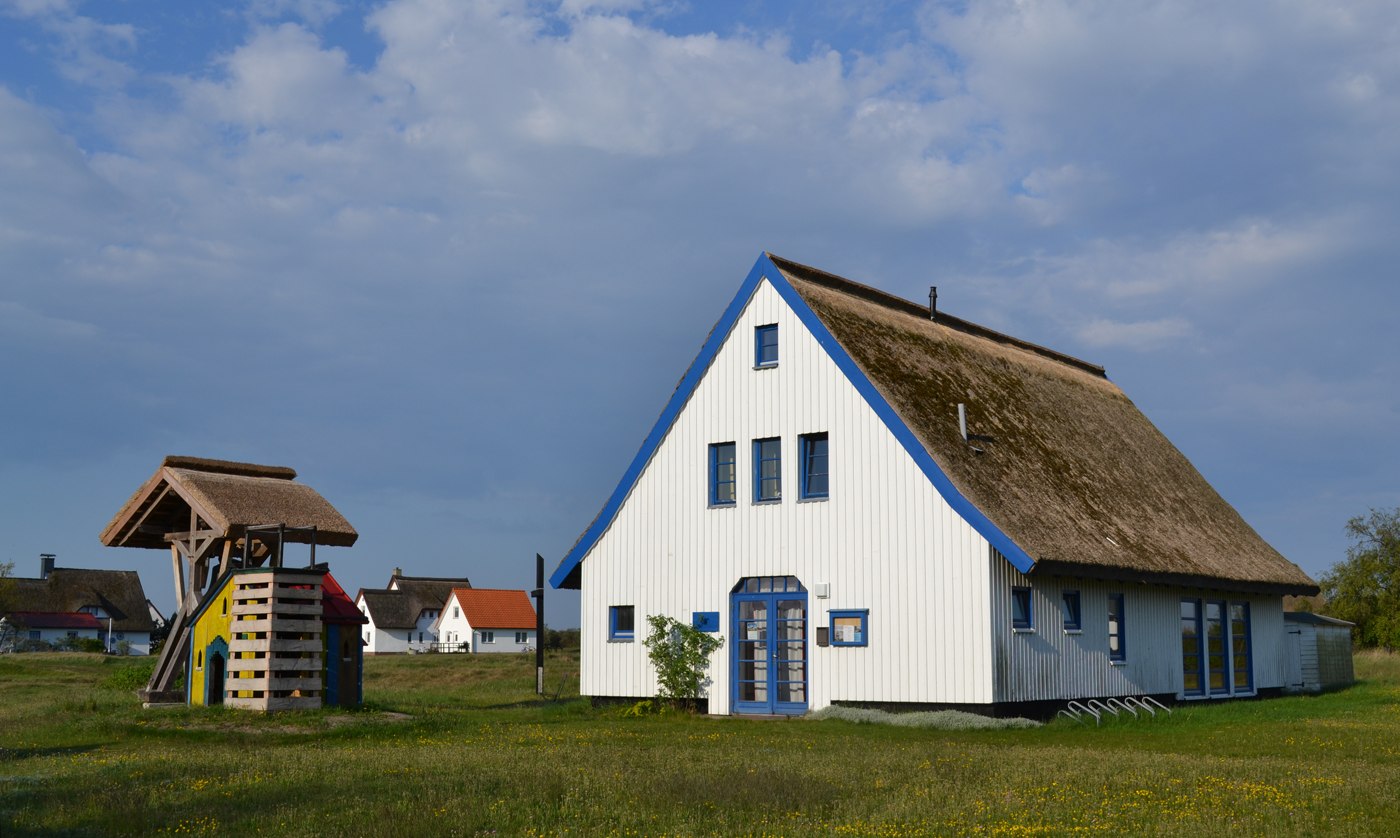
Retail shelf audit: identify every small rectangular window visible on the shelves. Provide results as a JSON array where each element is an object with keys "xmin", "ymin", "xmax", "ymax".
[
  {"xmin": 482, "ymin": 630, "xmax": 495, "ymax": 644},
  {"xmin": 515, "ymin": 631, "xmax": 529, "ymax": 644},
  {"xmin": 609, "ymin": 605, "xmax": 635, "ymax": 641},
  {"xmin": 753, "ymin": 437, "xmax": 781, "ymax": 502},
  {"xmin": 755, "ymin": 324, "xmax": 778, "ymax": 367},
  {"xmin": 829, "ymin": 610, "xmax": 868, "ymax": 646},
  {"xmin": 800, "ymin": 433, "xmax": 829, "ymax": 499},
  {"xmin": 1108, "ymin": 593, "xmax": 1126, "ymax": 662},
  {"xmin": 709, "ymin": 442, "xmax": 737, "ymax": 505},
  {"xmin": 1011, "ymin": 587, "xmax": 1032, "ymax": 630},
  {"xmin": 1061, "ymin": 590, "xmax": 1081, "ymax": 631}
]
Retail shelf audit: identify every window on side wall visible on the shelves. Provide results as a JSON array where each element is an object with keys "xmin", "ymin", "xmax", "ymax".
[
  {"xmin": 755, "ymin": 324, "xmax": 778, "ymax": 367},
  {"xmin": 515, "ymin": 631, "xmax": 528, "ymax": 644},
  {"xmin": 482, "ymin": 630, "xmax": 495, "ymax": 644},
  {"xmin": 799, "ymin": 433, "xmax": 829, "ymax": 499},
  {"xmin": 709, "ymin": 442, "xmax": 737, "ymax": 506},
  {"xmin": 1062, "ymin": 590, "xmax": 1081, "ymax": 631},
  {"xmin": 1011, "ymin": 587, "xmax": 1032, "ymax": 630},
  {"xmin": 753, "ymin": 437, "xmax": 782, "ymax": 502},
  {"xmin": 609, "ymin": 605, "xmax": 635, "ymax": 641},
  {"xmin": 1108, "ymin": 593, "xmax": 1126, "ymax": 662}
]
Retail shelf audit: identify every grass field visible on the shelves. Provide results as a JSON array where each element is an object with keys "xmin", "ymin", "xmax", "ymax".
[{"xmin": 2, "ymin": 650, "xmax": 1398, "ymax": 836}]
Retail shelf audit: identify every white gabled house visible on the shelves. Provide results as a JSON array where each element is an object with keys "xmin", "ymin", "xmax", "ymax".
[
  {"xmin": 355, "ymin": 570, "xmax": 472, "ymax": 654},
  {"xmin": 432, "ymin": 588, "xmax": 537, "ymax": 653},
  {"xmin": 550, "ymin": 253, "xmax": 1318, "ymax": 716}
]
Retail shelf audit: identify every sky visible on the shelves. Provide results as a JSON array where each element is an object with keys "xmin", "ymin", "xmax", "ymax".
[{"xmin": 2, "ymin": 0, "xmax": 1398, "ymax": 629}]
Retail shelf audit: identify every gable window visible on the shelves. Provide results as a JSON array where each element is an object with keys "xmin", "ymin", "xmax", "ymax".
[
  {"xmin": 1011, "ymin": 587, "xmax": 1032, "ymax": 630},
  {"xmin": 755, "ymin": 324, "xmax": 778, "ymax": 367},
  {"xmin": 709, "ymin": 442, "xmax": 737, "ymax": 505},
  {"xmin": 1061, "ymin": 590, "xmax": 1081, "ymax": 632},
  {"xmin": 453, "ymin": 606, "xmax": 460, "ymax": 619},
  {"xmin": 1107, "ymin": 593, "xmax": 1126, "ymax": 663},
  {"xmin": 753, "ymin": 437, "xmax": 782, "ymax": 502},
  {"xmin": 609, "ymin": 605, "xmax": 635, "ymax": 641},
  {"xmin": 515, "ymin": 631, "xmax": 529, "ymax": 644},
  {"xmin": 799, "ymin": 433, "xmax": 829, "ymax": 499},
  {"xmin": 482, "ymin": 630, "xmax": 495, "ymax": 644}
]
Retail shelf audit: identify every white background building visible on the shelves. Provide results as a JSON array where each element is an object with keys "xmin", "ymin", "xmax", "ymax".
[{"xmin": 434, "ymin": 588, "xmax": 537, "ymax": 654}]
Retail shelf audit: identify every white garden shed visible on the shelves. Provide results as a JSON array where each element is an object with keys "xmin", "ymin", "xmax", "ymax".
[{"xmin": 1283, "ymin": 612, "xmax": 1355, "ymax": 693}]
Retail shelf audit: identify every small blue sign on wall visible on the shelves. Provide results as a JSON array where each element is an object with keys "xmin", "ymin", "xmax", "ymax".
[{"xmin": 692, "ymin": 611, "xmax": 720, "ymax": 632}]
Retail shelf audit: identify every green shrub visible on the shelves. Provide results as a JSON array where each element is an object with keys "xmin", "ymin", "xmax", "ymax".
[{"xmin": 642, "ymin": 614, "xmax": 723, "ymax": 710}]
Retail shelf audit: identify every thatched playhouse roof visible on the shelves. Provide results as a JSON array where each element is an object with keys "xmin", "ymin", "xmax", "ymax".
[
  {"xmin": 100, "ymin": 456, "xmax": 357, "ymax": 550},
  {"xmin": 771, "ymin": 255, "xmax": 1316, "ymax": 595}
]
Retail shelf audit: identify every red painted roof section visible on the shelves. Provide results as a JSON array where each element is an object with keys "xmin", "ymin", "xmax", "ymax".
[
  {"xmin": 322, "ymin": 572, "xmax": 368, "ymax": 624},
  {"xmin": 449, "ymin": 588, "xmax": 536, "ymax": 629},
  {"xmin": 10, "ymin": 611, "xmax": 103, "ymax": 630}
]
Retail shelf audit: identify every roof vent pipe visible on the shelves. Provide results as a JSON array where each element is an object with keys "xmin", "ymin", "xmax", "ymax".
[
  {"xmin": 957, "ymin": 403, "xmax": 968, "ymax": 442},
  {"xmin": 929, "ymin": 286, "xmax": 938, "ymax": 321},
  {"xmin": 40, "ymin": 553, "xmax": 56, "ymax": 579}
]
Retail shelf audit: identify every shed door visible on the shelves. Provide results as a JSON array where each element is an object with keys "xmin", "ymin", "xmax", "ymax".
[
  {"xmin": 1284, "ymin": 626, "xmax": 1304, "ymax": 690},
  {"xmin": 731, "ymin": 576, "xmax": 808, "ymax": 715}
]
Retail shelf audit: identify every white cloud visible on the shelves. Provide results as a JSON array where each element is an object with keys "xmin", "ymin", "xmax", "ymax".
[{"xmin": 1076, "ymin": 316, "xmax": 1192, "ymax": 350}]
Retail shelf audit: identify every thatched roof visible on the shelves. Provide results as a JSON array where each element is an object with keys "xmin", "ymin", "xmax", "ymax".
[
  {"xmin": 4, "ymin": 568, "xmax": 155, "ymax": 632},
  {"xmin": 101, "ymin": 455, "xmax": 357, "ymax": 549},
  {"xmin": 772, "ymin": 255, "xmax": 1317, "ymax": 595},
  {"xmin": 357, "ymin": 575, "xmax": 470, "ymax": 629}
]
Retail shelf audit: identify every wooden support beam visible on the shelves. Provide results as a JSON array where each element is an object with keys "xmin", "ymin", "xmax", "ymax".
[{"xmin": 170, "ymin": 545, "xmax": 186, "ymax": 613}]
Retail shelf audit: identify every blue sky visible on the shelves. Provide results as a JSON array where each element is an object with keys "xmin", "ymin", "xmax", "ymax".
[{"xmin": 2, "ymin": 0, "xmax": 1397, "ymax": 628}]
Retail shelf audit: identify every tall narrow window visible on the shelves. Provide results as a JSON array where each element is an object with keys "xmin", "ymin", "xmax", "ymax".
[
  {"xmin": 1107, "ymin": 593, "xmax": 1126, "ymax": 662},
  {"xmin": 1205, "ymin": 601, "xmax": 1227, "ymax": 694},
  {"xmin": 1011, "ymin": 587, "xmax": 1032, "ymax": 630},
  {"xmin": 753, "ymin": 437, "xmax": 781, "ymax": 502},
  {"xmin": 1181, "ymin": 599, "xmax": 1203, "ymax": 696},
  {"xmin": 1061, "ymin": 590, "xmax": 1081, "ymax": 631},
  {"xmin": 755, "ymin": 324, "xmax": 779, "ymax": 367},
  {"xmin": 709, "ymin": 442, "xmax": 737, "ymax": 505},
  {"xmin": 799, "ymin": 433, "xmax": 829, "ymax": 499},
  {"xmin": 1230, "ymin": 602, "xmax": 1252, "ymax": 692}
]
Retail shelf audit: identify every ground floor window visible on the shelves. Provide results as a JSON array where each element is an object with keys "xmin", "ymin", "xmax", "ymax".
[
  {"xmin": 1181, "ymin": 598, "xmax": 1252, "ymax": 697},
  {"xmin": 515, "ymin": 631, "xmax": 528, "ymax": 644},
  {"xmin": 482, "ymin": 630, "xmax": 495, "ymax": 644}
]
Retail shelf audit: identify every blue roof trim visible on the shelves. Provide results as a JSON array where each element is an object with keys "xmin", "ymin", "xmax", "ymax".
[
  {"xmin": 550, "ymin": 252, "xmax": 1035, "ymax": 589},
  {"xmin": 549, "ymin": 256, "xmax": 774, "ymax": 589}
]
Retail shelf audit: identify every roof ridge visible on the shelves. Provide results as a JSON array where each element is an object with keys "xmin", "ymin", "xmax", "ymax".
[
  {"xmin": 766, "ymin": 253, "xmax": 1107, "ymax": 379},
  {"xmin": 162, "ymin": 455, "xmax": 297, "ymax": 480}
]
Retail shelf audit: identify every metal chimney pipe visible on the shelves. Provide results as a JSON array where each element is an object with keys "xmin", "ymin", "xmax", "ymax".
[
  {"xmin": 958, "ymin": 403, "xmax": 968, "ymax": 442},
  {"xmin": 929, "ymin": 286, "xmax": 938, "ymax": 321},
  {"xmin": 40, "ymin": 553, "xmax": 56, "ymax": 579}
]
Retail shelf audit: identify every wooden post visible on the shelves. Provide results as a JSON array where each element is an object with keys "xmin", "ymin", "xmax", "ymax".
[
  {"xmin": 534, "ymin": 554, "xmax": 545, "ymax": 696},
  {"xmin": 170, "ymin": 545, "xmax": 186, "ymax": 613}
]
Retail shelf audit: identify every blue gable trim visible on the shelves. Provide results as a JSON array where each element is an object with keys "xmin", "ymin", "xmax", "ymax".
[{"xmin": 549, "ymin": 253, "xmax": 1035, "ymax": 589}]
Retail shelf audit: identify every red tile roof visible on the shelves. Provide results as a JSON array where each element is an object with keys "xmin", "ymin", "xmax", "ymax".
[
  {"xmin": 449, "ymin": 588, "xmax": 536, "ymax": 630},
  {"xmin": 10, "ymin": 611, "xmax": 103, "ymax": 630}
]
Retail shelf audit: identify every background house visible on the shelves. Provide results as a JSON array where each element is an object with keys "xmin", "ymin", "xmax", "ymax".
[
  {"xmin": 552, "ymin": 253, "xmax": 1318, "ymax": 716},
  {"xmin": 356, "ymin": 569, "xmax": 471, "ymax": 653},
  {"xmin": 1284, "ymin": 612, "xmax": 1355, "ymax": 693},
  {"xmin": 3, "ymin": 554, "xmax": 155, "ymax": 654},
  {"xmin": 433, "ymin": 588, "xmax": 537, "ymax": 653}
]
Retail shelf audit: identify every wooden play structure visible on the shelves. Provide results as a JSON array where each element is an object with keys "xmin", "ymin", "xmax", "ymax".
[{"xmin": 101, "ymin": 456, "xmax": 362, "ymax": 709}]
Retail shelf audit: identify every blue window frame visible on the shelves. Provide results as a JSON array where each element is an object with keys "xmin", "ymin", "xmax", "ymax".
[
  {"xmin": 1011, "ymin": 587, "xmax": 1032, "ymax": 630},
  {"xmin": 1062, "ymin": 590, "xmax": 1081, "ymax": 631},
  {"xmin": 1205, "ymin": 600, "xmax": 1228, "ymax": 694},
  {"xmin": 608, "ymin": 605, "xmax": 635, "ymax": 641},
  {"xmin": 799, "ymin": 433, "xmax": 829, "ymax": 499},
  {"xmin": 829, "ymin": 609, "xmax": 868, "ymax": 646},
  {"xmin": 1107, "ymin": 593, "xmax": 1126, "ymax": 662},
  {"xmin": 755, "ymin": 324, "xmax": 778, "ymax": 367},
  {"xmin": 753, "ymin": 437, "xmax": 781, "ymax": 502},
  {"xmin": 1230, "ymin": 602, "xmax": 1253, "ymax": 692},
  {"xmin": 709, "ymin": 442, "xmax": 736, "ymax": 505},
  {"xmin": 1181, "ymin": 599, "xmax": 1203, "ymax": 696}
]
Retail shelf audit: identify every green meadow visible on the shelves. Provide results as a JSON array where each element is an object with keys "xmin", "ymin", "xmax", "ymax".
[{"xmin": 2, "ymin": 650, "xmax": 1397, "ymax": 836}]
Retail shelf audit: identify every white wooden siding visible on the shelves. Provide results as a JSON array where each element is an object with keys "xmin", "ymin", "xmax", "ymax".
[
  {"xmin": 989, "ymin": 555, "xmax": 1287, "ymax": 701},
  {"xmin": 578, "ymin": 278, "xmax": 995, "ymax": 712}
]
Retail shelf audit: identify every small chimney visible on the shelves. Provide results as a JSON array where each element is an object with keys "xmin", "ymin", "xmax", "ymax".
[
  {"xmin": 929, "ymin": 286, "xmax": 938, "ymax": 321},
  {"xmin": 957, "ymin": 404, "xmax": 968, "ymax": 442},
  {"xmin": 40, "ymin": 553, "xmax": 56, "ymax": 579},
  {"xmin": 393, "ymin": 567, "xmax": 403, "ymax": 579}
]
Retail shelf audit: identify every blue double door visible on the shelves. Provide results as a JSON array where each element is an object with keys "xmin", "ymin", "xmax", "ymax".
[{"xmin": 731, "ymin": 576, "xmax": 808, "ymax": 715}]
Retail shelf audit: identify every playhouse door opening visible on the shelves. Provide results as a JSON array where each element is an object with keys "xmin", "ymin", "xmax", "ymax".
[
  {"xmin": 207, "ymin": 654, "xmax": 226, "ymax": 706},
  {"xmin": 731, "ymin": 576, "xmax": 808, "ymax": 715}
]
